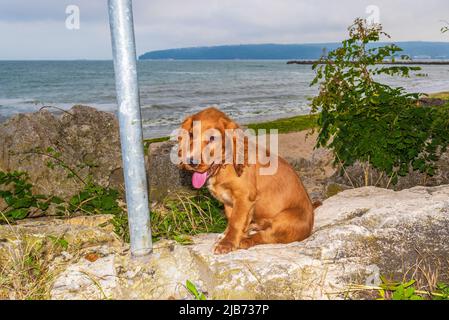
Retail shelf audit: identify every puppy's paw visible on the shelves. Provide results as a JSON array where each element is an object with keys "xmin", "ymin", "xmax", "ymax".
[
  {"xmin": 214, "ymin": 240, "xmax": 236, "ymax": 255},
  {"xmin": 239, "ymin": 237, "xmax": 254, "ymax": 249},
  {"xmin": 245, "ymin": 223, "xmax": 261, "ymax": 235}
]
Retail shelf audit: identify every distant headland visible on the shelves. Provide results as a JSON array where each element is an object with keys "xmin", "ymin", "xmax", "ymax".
[{"xmin": 139, "ymin": 42, "xmax": 449, "ymax": 60}]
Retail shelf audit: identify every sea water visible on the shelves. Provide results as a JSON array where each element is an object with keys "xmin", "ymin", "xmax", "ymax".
[{"xmin": 1, "ymin": 60, "xmax": 448, "ymax": 138}]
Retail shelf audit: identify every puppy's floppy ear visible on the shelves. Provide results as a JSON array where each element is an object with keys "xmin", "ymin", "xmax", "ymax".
[
  {"xmin": 234, "ymin": 163, "xmax": 245, "ymax": 177},
  {"xmin": 178, "ymin": 116, "xmax": 193, "ymax": 166},
  {"xmin": 233, "ymin": 136, "xmax": 248, "ymax": 177},
  {"xmin": 220, "ymin": 118, "xmax": 247, "ymax": 177},
  {"xmin": 181, "ymin": 116, "xmax": 193, "ymax": 131}
]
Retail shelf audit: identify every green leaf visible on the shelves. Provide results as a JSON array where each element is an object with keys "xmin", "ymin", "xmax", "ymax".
[
  {"xmin": 7, "ymin": 208, "xmax": 29, "ymax": 220},
  {"xmin": 174, "ymin": 235, "xmax": 194, "ymax": 245},
  {"xmin": 186, "ymin": 280, "xmax": 200, "ymax": 299},
  {"xmin": 48, "ymin": 236, "xmax": 69, "ymax": 250},
  {"xmin": 50, "ymin": 196, "xmax": 64, "ymax": 204},
  {"xmin": 392, "ymin": 285, "xmax": 405, "ymax": 300},
  {"xmin": 403, "ymin": 279, "xmax": 416, "ymax": 288},
  {"xmin": 404, "ymin": 287, "xmax": 415, "ymax": 298}
]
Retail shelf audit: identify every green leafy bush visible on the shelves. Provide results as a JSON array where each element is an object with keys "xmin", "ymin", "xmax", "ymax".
[
  {"xmin": 0, "ymin": 170, "xmax": 124, "ymax": 222},
  {"xmin": 66, "ymin": 179, "xmax": 123, "ymax": 216},
  {"xmin": 310, "ymin": 18, "xmax": 449, "ymax": 185},
  {"xmin": 0, "ymin": 171, "xmax": 63, "ymax": 221}
]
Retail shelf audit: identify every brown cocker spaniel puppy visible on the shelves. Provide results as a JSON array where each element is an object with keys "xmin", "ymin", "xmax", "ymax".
[{"xmin": 178, "ymin": 107, "xmax": 317, "ymax": 254}]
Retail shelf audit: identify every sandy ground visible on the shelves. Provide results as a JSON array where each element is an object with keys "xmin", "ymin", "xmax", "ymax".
[
  {"xmin": 277, "ymin": 130, "xmax": 318, "ymax": 159},
  {"xmin": 260, "ymin": 130, "xmax": 336, "ymax": 199}
]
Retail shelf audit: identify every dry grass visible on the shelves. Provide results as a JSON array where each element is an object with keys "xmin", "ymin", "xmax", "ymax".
[
  {"xmin": 0, "ymin": 212, "xmax": 75, "ymax": 300},
  {"xmin": 339, "ymin": 249, "xmax": 449, "ymax": 300},
  {"xmin": 400, "ymin": 249, "xmax": 448, "ymax": 294}
]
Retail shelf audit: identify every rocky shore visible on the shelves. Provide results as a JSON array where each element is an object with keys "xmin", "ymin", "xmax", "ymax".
[{"xmin": 1, "ymin": 105, "xmax": 449, "ymax": 299}]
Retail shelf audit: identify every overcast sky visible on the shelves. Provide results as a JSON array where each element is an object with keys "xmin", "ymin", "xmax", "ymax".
[{"xmin": 0, "ymin": 0, "xmax": 448, "ymax": 60}]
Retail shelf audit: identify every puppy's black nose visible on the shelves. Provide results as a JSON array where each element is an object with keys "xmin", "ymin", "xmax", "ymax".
[{"xmin": 189, "ymin": 157, "xmax": 199, "ymax": 166}]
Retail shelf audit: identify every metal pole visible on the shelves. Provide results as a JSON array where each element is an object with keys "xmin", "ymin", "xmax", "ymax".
[{"xmin": 108, "ymin": 0, "xmax": 152, "ymax": 257}]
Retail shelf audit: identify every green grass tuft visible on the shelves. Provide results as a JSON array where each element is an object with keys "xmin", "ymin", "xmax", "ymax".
[
  {"xmin": 150, "ymin": 190, "xmax": 226, "ymax": 243},
  {"xmin": 247, "ymin": 114, "xmax": 318, "ymax": 134},
  {"xmin": 144, "ymin": 136, "xmax": 170, "ymax": 145},
  {"xmin": 143, "ymin": 137, "xmax": 171, "ymax": 154},
  {"xmin": 112, "ymin": 189, "xmax": 226, "ymax": 244}
]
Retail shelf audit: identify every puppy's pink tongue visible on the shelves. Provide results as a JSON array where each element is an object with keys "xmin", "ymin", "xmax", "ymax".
[{"xmin": 192, "ymin": 171, "xmax": 208, "ymax": 189}]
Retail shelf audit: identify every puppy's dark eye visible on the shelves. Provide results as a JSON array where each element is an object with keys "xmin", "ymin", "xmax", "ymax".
[{"xmin": 209, "ymin": 136, "xmax": 215, "ymax": 142}]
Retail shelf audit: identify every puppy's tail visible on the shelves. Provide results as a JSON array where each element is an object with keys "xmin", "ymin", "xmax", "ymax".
[{"xmin": 312, "ymin": 200, "xmax": 322, "ymax": 210}]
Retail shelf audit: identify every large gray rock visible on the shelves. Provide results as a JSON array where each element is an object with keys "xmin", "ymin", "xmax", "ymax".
[
  {"xmin": 146, "ymin": 141, "xmax": 192, "ymax": 201},
  {"xmin": 0, "ymin": 106, "xmax": 123, "ymax": 200},
  {"xmin": 39, "ymin": 185, "xmax": 449, "ymax": 299}
]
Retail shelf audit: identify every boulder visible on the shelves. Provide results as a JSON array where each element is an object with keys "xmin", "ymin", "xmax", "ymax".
[
  {"xmin": 0, "ymin": 106, "xmax": 123, "ymax": 200},
  {"xmin": 146, "ymin": 141, "xmax": 192, "ymax": 201},
  {"xmin": 3, "ymin": 185, "xmax": 446, "ymax": 299}
]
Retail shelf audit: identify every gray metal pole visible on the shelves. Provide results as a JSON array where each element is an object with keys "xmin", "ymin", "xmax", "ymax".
[{"xmin": 107, "ymin": 0, "xmax": 152, "ymax": 257}]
